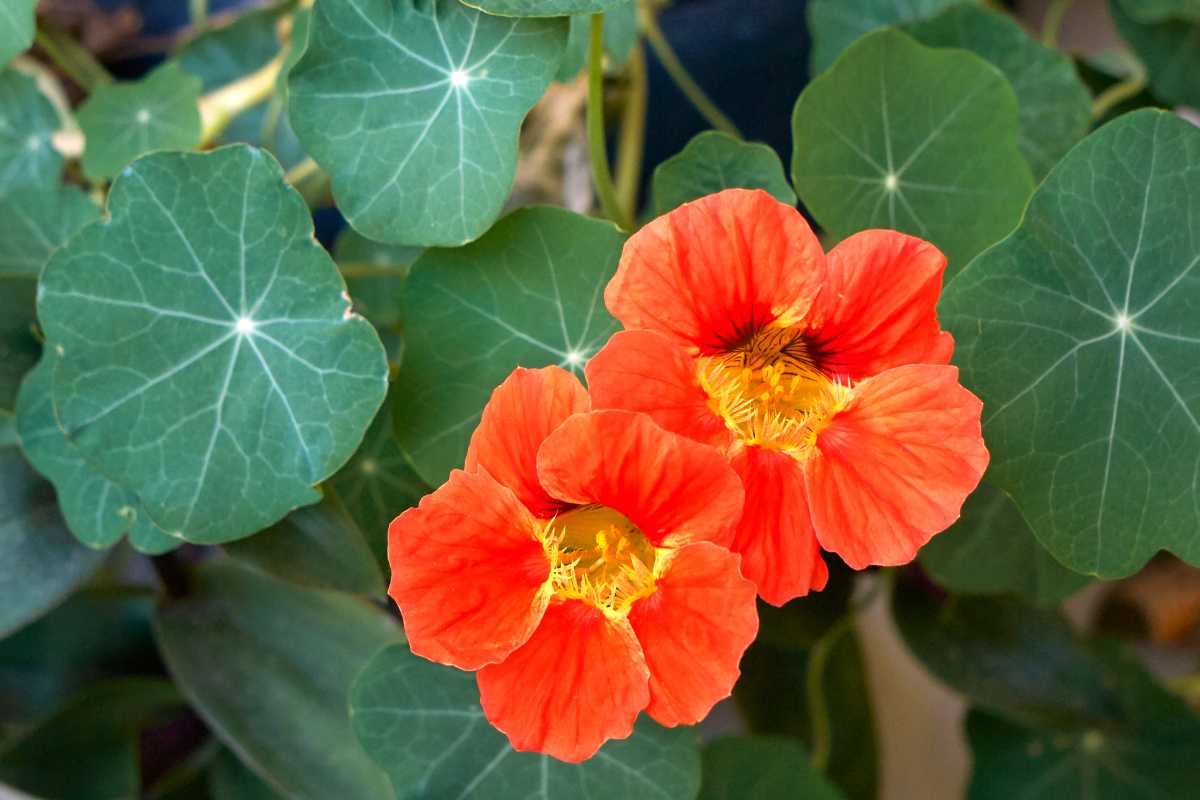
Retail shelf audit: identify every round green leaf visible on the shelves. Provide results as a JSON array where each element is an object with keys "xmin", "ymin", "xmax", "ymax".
[
  {"xmin": 0, "ymin": 183, "xmax": 99, "ymax": 278},
  {"xmin": 940, "ymin": 110, "xmax": 1200, "ymax": 578},
  {"xmin": 806, "ymin": 0, "xmax": 975, "ymax": 74},
  {"xmin": 651, "ymin": 130, "xmax": 796, "ymax": 217},
  {"xmin": 350, "ymin": 642, "xmax": 702, "ymax": 798},
  {"xmin": 0, "ymin": 447, "xmax": 106, "ymax": 639},
  {"xmin": 76, "ymin": 62, "xmax": 202, "ymax": 182},
  {"xmin": 699, "ymin": 737, "xmax": 845, "ymax": 800},
  {"xmin": 327, "ymin": 390, "xmax": 429, "ymax": 571},
  {"xmin": 154, "ymin": 559, "xmax": 398, "ymax": 800},
  {"xmin": 38, "ymin": 146, "xmax": 388, "ymax": 545},
  {"xmin": 334, "ymin": 227, "xmax": 422, "ymax": 330},
  {"xmin": 392, "ymin": 206, "xmax": 624, "ymax": 485},
  {"xmin": 0, "ymin": 1, "xmax": 36, "ymax": 65},
  {"xmin": 918, "ymin": 482, "xmax": 1091, "ymax": 606},
  {"xmin": 1111, "ymin": 0, "xmax": 1200, "ymax": 108},
  {"xmin": 1117, "ymin": 0, "xmax": 1200, "ymax": 23},
  {"xmin": 16, "ymin": 355, "xmax": 179, "ymax": 552},
  {"xmin": 0, "ymin": 69, "xmax": 62, "ymax": 192},
  {"xmin": 791, "ymin": 28, "xmax": 1033, "ymax": 274},
  {"xmin": 289, "ymin": 0, "xmax": 567, "ymax": 246},
  {"xmin": 904, "ymin": 3, "xmax": 1092, "ymax": 179},
  {"xmin": 225, "ymin": 503, "xmax": 385, "ymax": 596},
  {"xmin": 463, "ymin": 0, "xmax": 631, "ymax": 16}
]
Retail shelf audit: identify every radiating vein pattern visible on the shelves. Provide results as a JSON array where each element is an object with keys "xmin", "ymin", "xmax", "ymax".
[
  {"xmin": 38, "ymin": 146, "xmax": 388, "ymax": 544},
  {"xmin": 289, "ymin": 0, "xmax": 566, "ymax": 246},
  {"xmin": 941, "ymin": 111, "xmax": 1200, "ymax": 577}
]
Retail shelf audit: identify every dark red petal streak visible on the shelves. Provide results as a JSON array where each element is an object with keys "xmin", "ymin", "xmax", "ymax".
[
  {"xmin": 465, "ymin": 366, "xmax": 590, "ymax": 518},
  {"xmin": 729, "ymin": 446, "xmax": 829, "ymax": 606},
  {"xmin": 477, "ymin": 600, "xmax": 649, "ymax": 762},
  {"xmin": 808, "ymin": 230, "xmax": 953, "ymax": 381},
  {"xmin": 628, "ymin": 542, "xmax": 758, "ymax": 726},
  {"xmin": 585, "ymin": 330, "xmax": 731, "ymax": 449},
  {"xmin": 536, "ymin": 410, "xmax": 743, "ymax": 548},
  {"xmin": 806, "ymin": 365, "xmax": 989, "ymax": 569},
  {"xmin": 387, "ymin": 470, "xmax": 550, "ymax": 671},
  {"xmin": 606, "ymin": 189, "xmax": 826, "ymax": 352}
]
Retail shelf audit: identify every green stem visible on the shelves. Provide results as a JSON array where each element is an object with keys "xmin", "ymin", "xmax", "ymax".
[
  {"xmin": 587, "ymin": 14, "xmax": 632, "ymax": 230},
  {"xmin": 190, "ymin": 0, "xmax": 209, "ymax": 29},
  {"xmin": 1042, "ymin": 0, "xmax": 1076, "ymax": 48},
  {"xmin": 614, "ymin": 42, "xmax": 647, "ymax": 224},
  {"xmin": 806, "ymin": 615, "xmax": 854, "ymax": 774},
  {"xmin": 638, "ymin": 5, "xmax": 741, "ymax": 138},
  {"xmin": 1091, "ymin": 72, "xmax": 1147, "ymax": 120},
  {"xmin": 34, "ymin": 22, "xmax": 113, "ymax": 92}
]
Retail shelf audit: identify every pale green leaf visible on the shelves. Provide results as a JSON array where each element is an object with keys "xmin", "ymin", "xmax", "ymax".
[
  {"xmin": 0, "ymin": 69, "xmax": 62, "ymax": 191},
  {"xmin": 289, "ymin": 0, "xmax": 567, "ymax": 246},
  {"xmin": 154, "ymin": 559, "xmax": 399, "ymax": 800},
  {"xmin": 38, "ymin": 146, "xmax": 389, "ymax": 545},
  {"xmin": 0, "ymin": 183, "xmax": 99, "ymax": 278},
  {"xmin": 463, "ymin": 0, "xmax": 631, "ymax": 16},
  {"xmin": 905, "ymin": 3, "xmax": 1092, "ymax": 179},
  {"xmin": 791, "ymin": 29, "xmax": 1032, "ymax": 273},
  {"xmin": 351, "ymin": 642, "xmax": 702, "ymax": 799},
  {"xmin": 807, "ymin": 0, "xmax": 976, "ymax": 74},
  {"xmin": 0, "ymin": 1, "xmax": 36, "ymax": 65},
  {"xmin": 392, "ymin": 206, "xmax": 624, "ymax": 485},
  {"xmin": 700, "ymin": 737, "xmax": 845, "ymax": 800},
  {"xmin": 651, "ymin": 130, "xmax": 795, "ymax": 217},
  {"xmin": 940, "ymin": 110, "xmax": 1200, "ymax": 577},
  {"xmin": 1110, "ymin": 0, "xmax": 1200, "ymax": 108}
]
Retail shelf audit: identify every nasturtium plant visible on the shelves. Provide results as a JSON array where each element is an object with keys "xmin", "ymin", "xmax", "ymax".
[{"xmin": 2, "ymin": 1, "xmax": 1199, "ymax": 797}]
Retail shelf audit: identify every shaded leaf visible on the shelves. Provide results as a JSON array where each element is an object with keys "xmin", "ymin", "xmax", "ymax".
[
  {"xmin": 463, "ymin": 0, "xmax": 632, "ymax": 16},
  {"xmin": 210, "ymin": 749, "xmax": 287, "ymax": 800},
  {"xmin": 1116, "ymin": 0, "xmax": 1200, "ymax": 23},
  {"xmin": 1110, "ymin": 0, "xmax": 1200, "ymax": 108},
  {"xmin": 350, "ymin": 642, "xmax": 702, "ymax": 799},
  {"xmin": 699, "ymin": 737, "xmax": 845, "ymax": 800},
  {"xmin": 940, "ymin": 110, "xmax": 1200, "ymax": 577},
  {"xmin": 918, "ymin": 482, "xmax": 1091, "ymax": 606},
  {"xmin": 0, "ymin": 69, "xmax": 62, "ymax": 191},
  {"xmin": 38, "ymin": 146, "xmax": 388, "ymax": 545},
  {"xmin": 791, "ymin": 29, "xmax": 1032, "ymax": 273},
  {"xmin": 0, "ymin": 183, "xmax": 99, "ymax": 278},
  {"xmin": 556, "ymin": 4, "xmax": 639, "ymax": 82},
  {"xmin": 0, "ymin": 277, "xmax": 40, "ymax": 411},
  {"xmin": 0, "ymin": 447, "xmax": 106, "ymax": 639},
  {"xmin": 154, "ymin": 559, "xmax": 398, "ymax": 800},
  {"xmin": 289, "ymin": 0, "xmax": 567, "ymax": 246},
  {"xmin": 651, "ymin": 130, "xmax": 796, "ymax": 217},
  {"xmin": 807, "ymin": 0, "xmax": 975, "ymax": 74},
  {"xmin": 0, "ymin": 0, "xmax": 36, "ymax": 65},
  {"xmin": 392, "ymin": 206, "xmax": 624, "ymax": 485},
  {"xmin": 333, "ymin": 227, "xmax": 422, "ymax": 330}
]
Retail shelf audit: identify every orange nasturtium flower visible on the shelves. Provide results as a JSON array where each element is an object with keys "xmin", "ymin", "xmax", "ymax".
[
  {"xmin": 387, "ymin": 366, "xmax": 758, "ymax": 762},
  {"xmin": 586, "ymin": 189, "xmax": 990, "ymax": 606}
]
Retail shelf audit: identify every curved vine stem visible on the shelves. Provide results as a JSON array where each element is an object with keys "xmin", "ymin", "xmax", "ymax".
[
  {"xmin": 1091, "ymin": 71, "xmax": 1148, "ymax": 120},
  {"xmin": 615, "ymin": 42, "xmax": 648, "ymax": 224},
  {"xmin": 34, "ymin": 21, "xmax": 113, "ymax": 93},
  {"xmin": 586, "ymin": 14, "xmax": 633, "ymax": 230},
  {"xmin": 1042, "ymin": 0, "xmax": 1077, "ymax": 49}
]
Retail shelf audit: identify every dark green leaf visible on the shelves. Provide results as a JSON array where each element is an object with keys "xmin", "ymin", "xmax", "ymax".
[
  {"xmin": 38, "ymin": 146, "xmax": 389, "ymax": 545},
  {"xmin": 0, "ymin": 69, "xmax": 62, "ymax": 191},
  {"xmin": 1110, "ymin": 0, "xmax": 1200, "ymax": 108},
  {"xmin": 0, "ymin": 1, "xmax": 36, "ymax": 64},
  {"xmin": 463, "ymin": 0, "xmax": 632, "ymax": 16},
  {"xmin": 210, "ymin": 749, "xmax": 287, "ymax": 800},
  {"xmin": 0, "ymin": 678, "xmax": 182, "ymax": 799},
  {"xmin": 0, "ymin": 276, "xmax": 39, "ymax": 411},
  {"xmin": 393, "ymin": 206, "xmax": 624, "ymax": 485},
  {"xmin": 699, "ymin": 737, "xmax": 845, "ymax": 800},
  {"xmin": 940, "ymin": 110, "xmax": 1200, "ymax": 577},
  {"xmin": 807, "ymin": 0, "xmax": 975, "ymax": 74},
  {"xmin": 225, "ymin": 502, "xmax": 385, "ymax": 596},
  {"xmin": 76, "ymin": 62, "xmax": 203, "ymax": 181},
  {"xmin": 350, "ymin": 642, "xmax": 702, "ymax": 799},
  {"xmin": 791, "ymin": 28, "xmax": 1032, "ymax": 273},
  {"xmin": 334, "ymin": 227, "xmax": 421, "ymax": 330},
  {"xmin": 918, "ymin": 482, "xmax": 1091, "ymax": 606},
  {"xmin": 0, "ymin": 447, "xmax": 106, "ymax": 638},
  {"xmin": 905, "ymin": 3, "xmax": 1092, "ymax": 178},
  {"xmin": 651, "ymin": 130, "xmax": 796, "ymax": 217},
  {"xmin": 289, "ymin": 0, "xmax": 567, "ymax": 246},
  {"xmin": 154, "ymin": 559, "xmax": 398, "ymax": 800},
  {"xmin": 0, "ymin": 183, "xmax": 99, "ymax": 278},
  {"xmin": 556, "ymin": 4, "xmax": 639, "ymax": 82},
  {"xmin": 1116, "ymin": 0, "xmax": 1200, "ymax": 23}
]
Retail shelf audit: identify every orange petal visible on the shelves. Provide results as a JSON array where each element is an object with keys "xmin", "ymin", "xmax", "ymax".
[
  {"xmin": 809, "ymin": 230, "xmax": 953, "ymax": 381},
  {"xmin": 536, "ymin": 410, "xmax": 743, "ymax": 548},
  {"xmin": 586, "ymin": 329, "xmax": 732, "ymax": 449},
  {"xmin": 388, "ymin": 470, "xmax": 550, "ymax": 671},
  {"xmin": 805, "ymin": 364, "xmax": 989, "ymax": 568},
  {"xmin": 729, "ymin": 446, "xmax": 829, "ymax": 605},
  {"xmin": 627, "ymin": 542, "xmax": 759, "ymax": 726},
  {"xmin": 476, "ymin": 600, "xmax": 649, "ymax": 762},
  {"xmin": 464, "ymin": 366, "xmax": 590, "ymax": 518},
  {"xmin": 606, "ymin": 189, "xmax": 826, "ymax": 353}
]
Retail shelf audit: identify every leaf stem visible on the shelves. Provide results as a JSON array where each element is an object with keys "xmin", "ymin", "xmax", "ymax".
[
  {"xmin": 615, "ymin": 42, "xmax": 647, "ymax": 224},
  {"xmin": 1042, "ymin": 0, "xmax": 1077, "ymax": 48},
  {"xmin": 198, "ymin": 51, "xmax": 287, "ymax": 146},
  {"xmin": 1091, "ymin": 71, "xmax": 1147, "ymax": 120},
  {"xmin": 587, "ymin": 14, "xmax": 632, "ymax": 230},
  {"xmin": 284, "ymin": 157, "xmax": 320, "ymax": 186},
  {"xmin": 34, "ymin": 21, "xmax": 113, "ymax": 93},
  {"xmin": 638, "ymin": 4, "xmax": 741, "ymax": 138}
]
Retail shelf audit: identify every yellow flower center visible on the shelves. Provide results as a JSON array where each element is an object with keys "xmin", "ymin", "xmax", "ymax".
[
  {"xmin": 698, "ymin": 324, "xmax": 849, "ymax": 455},
  {"xmin": 539, "ymin": 504, "xmax": 659, "ymax": 617}
]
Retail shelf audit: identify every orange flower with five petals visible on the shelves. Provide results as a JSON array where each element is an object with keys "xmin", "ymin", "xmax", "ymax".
[
  {"xmin": 586, "ymin": 189, "xmax": 989, "ymax": 605},
  {"xmin": 387, "ymin": 366, "xmax": 758, "ymax": 762}
]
